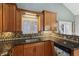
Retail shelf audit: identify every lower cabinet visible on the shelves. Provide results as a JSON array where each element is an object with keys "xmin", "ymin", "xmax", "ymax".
[
  {"xmin": 71, "ymin": 50, "xmax": 79, "ymax": 56},
  {"xmin": 10, "ymin": 45, "xmax": 24, "ymax": 56},
  {"xmin": 44, "ymin": 41, "xmax": 54, "ymax": 56},
  {"xmin": 35, "ymin": 42, "xmax": 45, "ymax": 56},
  {"xmin": 9, "ymin": 41, "xmax": 55, "ymax": 56},
  {"xmin": 24, "ymin": 44, "xmax": 36, "ymax": 56}
]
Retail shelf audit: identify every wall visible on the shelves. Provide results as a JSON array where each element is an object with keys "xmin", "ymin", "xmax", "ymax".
[
  {"xmin": 75, "ymin": 15, "xmax": 79, "ymax": 35},
  {"xmin": 17, "ymin": 3, "xmax": 75, "ymax": 22}
]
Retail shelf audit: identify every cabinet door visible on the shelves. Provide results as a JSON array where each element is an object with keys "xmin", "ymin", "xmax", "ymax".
[
  {"xmin": 3, "ymin": 4, "xmax": 10, "ymax": 32},
  {"xmin": 43, "ymin": 10, "xmax": 56, "ymax": 31},
  {"xmin": 9, "ymin": 4, "xmax": 16, "ymax": 32},
  {"xmin": 16, "ymin": 9, "xmax": 21, "ymax": 32},
  {"xmin": 35, "ymin": 42, "xmax": 44, "ymax": 56},
  {"xmin": 10, "ymin": 45, "xmax": 24, "ymax": 56},
  {"xmin": 44, "ymin": 41, "xmax": 53, "ymax": 56},
  {"xmin": 3, "ymin": 4, "xmax": 16, "ymax": 32},
  {"xmin": 50, "ymin": 13, "xmax": 56, "ymax": 31},
  {"xmin": 71, "ymin": 50, "xmax": 79, "ymax": 56},
  {"xmin": 0, "ymin": 4, "xmax": 2, "ymax": 32},
  {"xmin": 24, "ymin": 44, "xmax": 36, "ymax": 56},
  {"xmin": 44, "ymin": 11, "xmax": 51, "ymax": 30}
]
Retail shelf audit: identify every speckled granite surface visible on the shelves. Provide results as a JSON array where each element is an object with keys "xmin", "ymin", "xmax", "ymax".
[
  {"xmin": 0, "ymin": 32, "xmax": 79, "ymax": 55},
  {"xmin": 0, "ymin": 32, "xmax": 41, "ymax": 55}
]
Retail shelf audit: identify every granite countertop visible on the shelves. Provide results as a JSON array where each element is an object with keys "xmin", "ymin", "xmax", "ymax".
[
  {"xmin": 2, "ymin": 39, "xmax": 79, "ymax": 56},
  {"xmin": 1, "ymin": 34, "xmax": 79, "ymax": 50},
  {"xmin": 1, "ymin": 33, "xmax": 79, "ymax": 55},
  {"xmin": 0, "ymin": 34, "xmax": 79, "ymax": 49},
  {"xmin": 11, "ymin": 38, "xmax": 79, "ymax": 50}
]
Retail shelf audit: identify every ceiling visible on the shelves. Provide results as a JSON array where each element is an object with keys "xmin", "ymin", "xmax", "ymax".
[
  {"xmin": 63, "ymin": 3, "xmax": 79, "ymax": 15},
  {"xmin": 17, "ymin": 3, "xmax": 79, "ymax": 15}
]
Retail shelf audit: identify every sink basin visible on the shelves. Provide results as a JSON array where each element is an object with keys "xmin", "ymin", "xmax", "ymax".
[
  {"xmin": 63, "ymin": 41, "xmax": 67, "ymax": 44},
  {"xmin": 25, "ymin": 39, "xmax": 40, "ymax": 43}
]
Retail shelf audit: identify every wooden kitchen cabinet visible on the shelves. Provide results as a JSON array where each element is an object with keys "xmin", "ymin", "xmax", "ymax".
[
  {"xmin": 0, "ymin": 3, "xmax": 16, "ymax": 32},
  {"xmin": 71, "ymin": 49, "xmax": 79, "ymax": 56},
  {"xmin": 9, "ymin": 45, "xmax": 24, "ymax": 56},
  {"xmin": 3, "ymin": 4, "xmax": 16, "ymax": 32},
  {"xmin": 9, "ymin": 4, "xmax": 16, "ymax": 32},
  {"xmin": 0, "ymin": 4, "xmax": 2, "ymax": 32},
  {"xmin": 44, "ymin": 41, "xmax": 54, "ymax": 56},
  {"xmin": 50, "ymin": 12, "xmax": 57, "ymax": 31},
  {"xmin": 3, "ymin": 4, "xmax": 9, "ymax": 32},
  {"xmin": 24, "ymin": 44, "xmax": 36, "ymax": 56},
  {"xmin": 44, "ymin": 11, "xmax": 51, "ymax": 29},
  {"xmin": 24, "ymin": 42, "xmax": 45, "ymax": 56},
  {"xmin": 16, "ymin": 9, "xmax": 22, "ymax": 32},
  {"xmin": 43, "ymin": 10, "xmax": 56, "ymax": 31},
  {"xmin": 9, "ymin": 40, "xmax": 55, "ymax": 56},
  {"xmin": 35, "ymin": 42, "xmax": 45, "ymax": 56}
]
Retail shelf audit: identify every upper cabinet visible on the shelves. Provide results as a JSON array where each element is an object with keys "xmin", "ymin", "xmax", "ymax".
[
  {"xmin": 9, "ymin": 4, "xmax": 16, "ymax": 32},
  {"xmin": 16, "ymin": 9, "xmax": 22, "ymax": 32},
  {"xmin": 0, "ymin": 3, "xmax": 16, "ymax": 32},
  {"xmin": 0, "ymin": 4, "xmax": 57, "ymax": 32},
  {"xmin": 42, "ymin": 10, "xmax": 57, "ymax": 31},
  {"xmin": 3, "ymin": 4, "xmax": 16, "ymax": 32},
  {"xmin": 0, "ymin": 4, "xmax": 2, "ymax": 32}
]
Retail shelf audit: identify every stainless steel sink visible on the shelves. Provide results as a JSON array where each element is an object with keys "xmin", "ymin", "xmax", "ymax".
[
  {"xmin": 63, "ymin": 41, "xmax": 67, "ymax": 44},
  {"xmin": 25, "ymin": 39, "xmax": 40, "ymax": 43}
]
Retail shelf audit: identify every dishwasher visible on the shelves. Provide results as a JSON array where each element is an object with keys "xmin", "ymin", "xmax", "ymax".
[
  {"xmin": 54, "ymin": 46, "xmax": 70, "ymax": 56},
  {"xmin": 54, "ymin": 42, "xmax": 71, "ymax": 56}
]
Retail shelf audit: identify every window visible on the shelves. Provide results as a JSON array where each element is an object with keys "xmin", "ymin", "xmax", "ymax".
[
  {"xmin": 58, "ymin": 21, "xmax": 72, "ymax": 35},
  {"xmin": 22, "ymin": 12, "xmax": 38, "ymax": 34}
]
